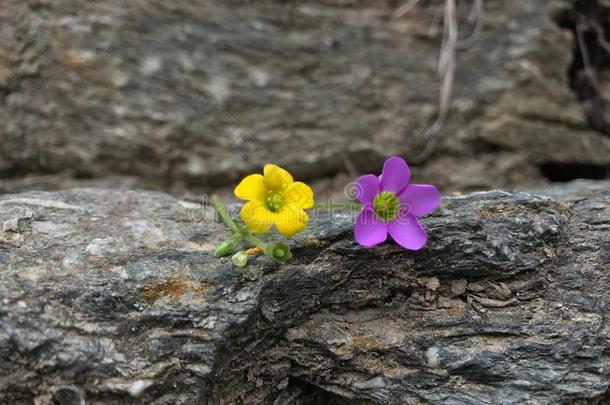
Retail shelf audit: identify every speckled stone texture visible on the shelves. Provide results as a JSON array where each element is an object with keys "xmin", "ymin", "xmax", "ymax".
[
  {"xmin": 0, "ymin": 180, "xmax": 608, "ymax": 404},
  {"xmin": 1, "ymin": 0, "xmax": 609, "ymax": 193}
]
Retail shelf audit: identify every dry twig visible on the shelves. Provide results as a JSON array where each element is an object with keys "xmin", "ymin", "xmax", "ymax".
[{"xmin": 395, "ymin": 0, "xmax": 485, "ymax": 163}]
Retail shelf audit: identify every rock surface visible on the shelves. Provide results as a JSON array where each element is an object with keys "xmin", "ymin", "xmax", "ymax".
[
  {"xmin": 0, "ymin": 180, "xmax": 608, "ymax": 404},
  {"xmin": 565, "ymin": 0, "xmax": 610, "ymax": 135},
  {"xmin": 1, "ymin": 0, "xmax": 609, "ymax": 193}
]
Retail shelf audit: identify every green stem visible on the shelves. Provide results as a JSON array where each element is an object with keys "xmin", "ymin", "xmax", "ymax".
[
  {"xmin": 211, "ymin": 195, "xmax": 240, "ymax": 234},
  {"xmin": 240, "ymin": 227, "xmax": 267, "ymax": 250},
  {"xmin": 228, "ymin": 212, "xmax": 267, "ymax": 250},
  {"xmin": 211, "ymin": 195, "xmax": 272, "ymax": 260},
  {"xmin": 314, "ymin": 202, "xmax": 363, "ymax": 209}
]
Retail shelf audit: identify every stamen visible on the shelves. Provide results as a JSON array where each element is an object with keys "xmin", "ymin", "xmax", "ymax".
[
  {"xmin": 265, "ymin": 192, "xmax": 284, "ymax": 213},
  {"xmin": 373, "ymin": 191, "xmax": 400, "ymax": 222}
]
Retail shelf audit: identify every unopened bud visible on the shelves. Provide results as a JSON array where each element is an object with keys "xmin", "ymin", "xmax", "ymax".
[
  {"xmin": 263, "ymin": 242, "xmax": 292, "ymax": 263},
  {"xmin": 231, "ymin": 251, "xmax": 249, "ymax": 267},
  {"xmin": 214, "ymin": 234, "xmax": 242, "ymax": 257}
]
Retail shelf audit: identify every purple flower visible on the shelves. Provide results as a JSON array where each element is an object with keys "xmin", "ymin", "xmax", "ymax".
[{"xmin": 354, "ymin": 156, "xmax": 441, "ymax": 250}]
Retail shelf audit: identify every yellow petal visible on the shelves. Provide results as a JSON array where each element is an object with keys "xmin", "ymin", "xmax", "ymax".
[
  {"xmin": 234, "ymin": 174, "xmax": 266, "ymax": 202},
  {"xmin": 263, "ymin": 164, "xmax": 293, "ymax": 191},
  {"xmin": 274, "ymin": 204, "xmax": 308, "ymax": 238},
  {"xmin": 283, "ymin": 181, "xmax": 314, "ymax": 209},
  {"xmin": 240, "ymin": 201, "xmax": 275, "ymax": 234}
]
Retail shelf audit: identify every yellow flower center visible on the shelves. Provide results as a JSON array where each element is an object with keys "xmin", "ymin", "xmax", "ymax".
[
  {"xmin": 264, "ymin": 190, "xmax": 284, "ymax": 213},
  {"xmin": 373, "ymin": 191, "xmax": 400, "ymax": 222}
]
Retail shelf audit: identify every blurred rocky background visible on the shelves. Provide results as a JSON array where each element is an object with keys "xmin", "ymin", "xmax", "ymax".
[{"xmin": 0, "ymin": 0, "xmax": 609, "ymax": 195}]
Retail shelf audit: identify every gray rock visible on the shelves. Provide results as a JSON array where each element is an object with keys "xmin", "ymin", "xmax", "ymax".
[
  {"xmin": 1, "ymin": 0, "xmax": 609, "ymax": 193},
  {"xmin": 566, "ymin": 0, "xmax": 610, "ymax": 135},
  {"xmin": 0, "ymin": 180, "xmax": 608, "ymax": 404}
]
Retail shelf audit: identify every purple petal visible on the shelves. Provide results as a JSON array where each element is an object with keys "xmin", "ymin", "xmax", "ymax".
[
  {"xmin": 398, "ymin": 184, "xmax": 441, "ymax": 217},
  {"xmin": 355, "ymin": 174, "xmax": 379, "ymax": 205},
  {"xmin": 380, "ymin": 156, "xmax": 411, "ymax": 193},
  {"xmin": 388, "ymin": 214, "xmax": 427, "ymax": 250},
  {"xmin": 354, "ymin": 208, "xmax": 388, "ymax": 247}
]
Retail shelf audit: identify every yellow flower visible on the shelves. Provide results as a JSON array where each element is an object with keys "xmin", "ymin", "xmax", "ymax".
[{"xmin": 234, "ymin": 164, "xmax": 314, "ymax": 237}]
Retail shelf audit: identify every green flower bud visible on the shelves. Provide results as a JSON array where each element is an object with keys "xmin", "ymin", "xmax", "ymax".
[
  {"xmin": 263, "ymin": 242, "xmax": 292, "ymax": 263},
  {"xmin": 214, "ymin": 234, "xmax": 242, "ymax": 257},
  {"xmin": 231, "ymin": 251, "xmax": 249, "ymax": 267}
]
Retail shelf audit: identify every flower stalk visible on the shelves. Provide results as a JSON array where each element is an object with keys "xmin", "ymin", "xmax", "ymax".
[
  {"xmin": 212, "ymin": 194, "xmax": 293, "ymax": 265},
  {"xmin": 313, "ymin": 203, "xmax": 362, "ymax": 209},
  {"xmin": 211, "ymin": 194, "xmax": 241, "ymax": 234}
]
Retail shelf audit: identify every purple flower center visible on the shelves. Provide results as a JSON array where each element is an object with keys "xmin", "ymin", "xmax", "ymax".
[{"xmin": 373, "ymin": 191, "xmax": 399, "ymax": 222}]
